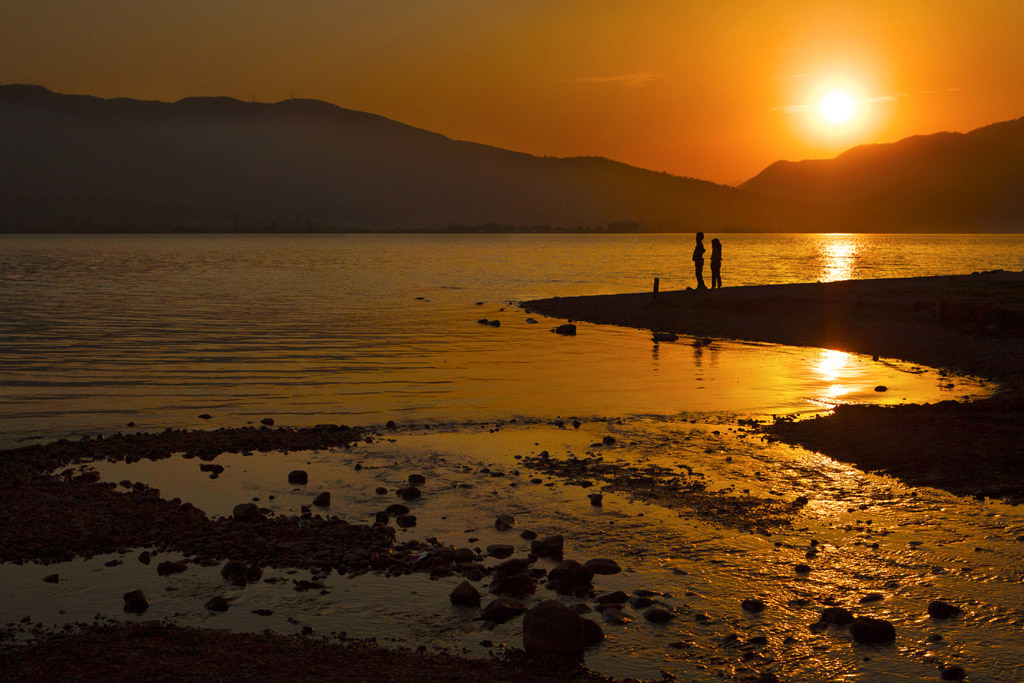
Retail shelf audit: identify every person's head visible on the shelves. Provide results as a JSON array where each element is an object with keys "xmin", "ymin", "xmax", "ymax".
[
  {"xmin": 711, "ymin": 238, "xmax": 720, "ymax": 247},
  {"xmin": 696, "ymin": 232, "xmax": 704, "ymax": 241}
]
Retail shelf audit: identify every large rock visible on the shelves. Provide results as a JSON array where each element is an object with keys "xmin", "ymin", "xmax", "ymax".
[
  {"xmin": 531, "ymin": 534, "xmax": 564, "ymax": 560},
  {"xmin": 523, "ymin": 600, "xmax": 585, "ymax": 659},
  {"xmin": 481, "ymin": 598, "xmax": 527, "ymax": 623},
  {"xmin": 494, "ymin": 514, "xmax": 516, "ymax": 530},
  {"xmin": 582, "ymin": 618, "xmax": 604, "ymax": 647},
  {"xmin": 288, "ymin": 470, "xmax": 308, "ymax": 485},
  {"xmin": 450, "ymin": 580, "xmax": 481, "ymax": 607},
  {"xmin": 232, "ymin": 503, "xmax": 263, "ymax": 523},
  {"xmin": 486, "ymin": 544, "xmax": 515, "ymax": 559},
  {"xmin": 547, "ymin": 560, "xmax": 594, "ymax": 594},
  {"xmin": 156, "ymin": 560, "xmax": 188, "ymax": 576},
  {"xmin": 397, "ymin": 486, "xmax": 422, "ymax": 500},
  {"xmin": 819, "ymin": 606, "xmax": 854, "ymax": 626},
  {"xmin": 493, "ymin": 558, "xmax": 530, "ymax": 578},
  {"xmin": 489, "ymin": 572, "xmax": 537, "ymax": 596},
  {"xmin": 123, "ymin": 590, "xmax": 149, "ymax": 614},
  {"xmin": 644, "ymin": 607, "xmax": 675, "ymax": 624},
  {"xmin": 205, "ymin": 596, "xmax": 231, "ymax": 612},
  {"xmin": 221, "ymin": 560, "xmax": 262, "ymax": 586},
  {"xmin": 596, "ymin": 591, "xmax": 629, "ymax": 604},
  {"xmin": 584, "ymin": 558, "xmax": 621, "ymax": 575},
  {"xmin": 552, "ymin": 324, "xmax": 577, "ymax": 336},
  {"xmin": 850, "ymin": 616, "xmax": 896, "ymax": 644},
  {"xmin": 741, "ymin": 598, "xmax": 766, "ymax": 614}
]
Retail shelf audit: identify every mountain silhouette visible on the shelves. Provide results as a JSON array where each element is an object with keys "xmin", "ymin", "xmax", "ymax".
[
  {"xmin": 742, "ymin": 117, "xmax": 1024, "ymax": 231},
  {"xmin": 0, "ymin": 84, "xmax": 836, "ymax": 233}
]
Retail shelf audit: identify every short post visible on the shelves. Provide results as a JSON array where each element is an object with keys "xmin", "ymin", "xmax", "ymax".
[{"xmin": 652, "ymin": 277, "xmax": 660, "ymax": 299}]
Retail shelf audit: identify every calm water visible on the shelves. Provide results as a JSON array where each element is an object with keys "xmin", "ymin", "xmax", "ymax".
[
  {"xmin": 3, "ymin": 233, "xmax": 1024, "ymax": 681},
  {"xmin": 1, "ymin": 233, "xmax": 1019, "ymax": 446}
]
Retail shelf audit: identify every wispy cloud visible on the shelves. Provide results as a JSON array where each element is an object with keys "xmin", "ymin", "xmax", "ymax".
[
  {"xmin": 773, "ymin": 89, "xmax": 959, "ymax": 112},
  {"xmin": 561, "ymin": 72, "xmax": 662, "ymax": 86}
]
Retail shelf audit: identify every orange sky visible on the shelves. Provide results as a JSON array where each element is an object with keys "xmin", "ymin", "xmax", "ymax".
[{"xmin": 3, "ymin": 0, "xmax": 1024, "ymax": 184}]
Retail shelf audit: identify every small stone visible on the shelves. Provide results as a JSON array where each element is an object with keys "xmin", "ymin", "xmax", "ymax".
[
  {"xmin": 552, "ymin": 324, "xmax": 577, "ymax": 336},
  {"xmin": 530, "ymin": 534, "xmax": 564, "ymax": 559},
  {"xmin": 232, "ymin": 503, "xmax": 263, "ymax": 523},
  {"xmin": 398, "ymin": 486, "xmax": 421, "ymax": 500},
  {"xmin": 523, "ymin": 600, "xmax": 585, "ymax": 659},
  {"xmin": 940, "ymin": 665, "xmax": 966, "ymax": 680},
  {"xmin": 260, "ymin": 417, "xmax": 275, "ymax": 426},
  {"xmin": 385, "ymin": 503, "xmax": 410, "ymax": 516},
  {"xmin": 489, "ymin": 573, "xmax": 537, "ymax": 596},
  {"xmin": 252, "ymin": 609, "xmax": 274, "ymax": 616},
  {"xmin": 486, "ymin": 544, "xmax": 515, "ymax": 559},
  {"xmin": 494, "ymin": 514, "xmax": 516, "ymax": 530},
  {"xmin": 644, "ymin": 608, "xmax": 675, "ymax": 624},
  {"xmin": 386, "ymin": 420, "xmax": 397, "ymax": 429},
  {"xmin": 395, "ymin": 514, "xmax": 417, "ymax": 528},
  {"xmin": 629, "ymin": 596, "xmax": 654, "ymax": 609},
  {"xmin": 850, "ymin": 616, "xmax": 896, "ymax": 644},
  {"xmin": 205, "ymin": 596, "xmax": 231, "ymax": 612},
  {"xmin": 450, "ymin": 580, "xmax": 481, "ymax": 607},
  {"xmin": 927, "ymin": 600, "xmax": 962, "ymax": 619},
  {"xmin": 794, "ymin": 563, "xmax": 812, "ymax": 574},
  {"xmin": 123, "ymin": 590, "xmax": 149, "ymax": 614},
  {"xmin": 156, "ymin": 561, "xmax": 188, "ymax": 576},
  {"xmin": 584, "ymin": 558, "xmax": 621, "ymax": 575},
  {"xmin": 137, "ymin": 551, "xmax": 151, "ymax": 565},
  {"xmin": 860, "ymin": 592, "xmax": 884, "ymax": 604},
  {"xmin": 602, "ymin": 607, "xmax": 632, "ymax": 624},
  {"xmin": 874, "ymin": 385, "xmax": 888, "ymax": 392},
  {"xmin": 819, "ymin": 607, "xmax": 855, "ymax": 626},
  {"xmin": 548, "ymin": 560, "xmax": 594, "ymax": 594},
  {"xmin": 588, "ymin": 493, "xmax": 603, "ymax": 506},
  {"xmin": 42, "ymin": 574, "xmax": 59, "ymax": 584},
  {"xmin": 312, "ymin": 491, "xmax": 331, "ymax": 507},
  {"xmin": 582, "ymin": 618, "xmax": 604, "ymax": 646},
  {"xmin": 742, "ymin": 598, "xmax": 766, "ymax": 614},
  {"xmin": 596, "ymin": 591, "xmax": 629, "ymax": 604},
  {"xmin": 520, "ymin": 530, "xmax": 537, "ymax": 540},
  {"xmin": 602, "ymin": 435, "xmax": 616, "ymax": 445},
  {"xmin": 481, "ymin": 598, "xmax": 527, "ymax": 623},
  {"xmin": 287, "ymin": 470, "xmax": 308, "ymax": 485},
  {"xmin": 375, "ymin": 487, "xmax": 388, "ymax": 495},
  {"xmin": 198, "ymin": 414, "xmax": 212, "ymax": 419},
  {"xmin": 408, "ymin": 474, "xmax": 426, "ymax": 485}
]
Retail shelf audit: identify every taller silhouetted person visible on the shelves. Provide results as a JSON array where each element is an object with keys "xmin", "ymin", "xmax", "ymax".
[
  {"xmin": 710, "ymin": 238, "xmax": 722, "ymax": 289},
  {"xmin": 692, "ymin": 232, "xmax": 707, "ymax": 290}
]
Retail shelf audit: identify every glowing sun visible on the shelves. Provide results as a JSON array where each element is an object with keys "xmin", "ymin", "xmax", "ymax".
[{"xmin": 818, "ymin": 89, "xmax": 859, "ymax": 126}]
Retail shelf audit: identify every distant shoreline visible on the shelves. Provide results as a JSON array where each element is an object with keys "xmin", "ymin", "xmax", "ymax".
[
  {"xmin": 523, "ymin": 270, "xmax": 1024, "ymax": 498},
  {"xmin": 3, "ymin": 226, "xmax": 1024, "ymax": 235}
]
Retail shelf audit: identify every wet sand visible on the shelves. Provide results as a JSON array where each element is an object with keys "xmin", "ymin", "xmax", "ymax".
[{"xmin": 524, "ymin": 270, "xmax": 1024, "ymax": 498}]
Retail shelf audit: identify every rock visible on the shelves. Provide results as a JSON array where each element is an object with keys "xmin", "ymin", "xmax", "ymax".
[
  {"xmin": 819, "ymin": 606, "xmax": 854, "ymax": 626},
  {"xmin": 525, "ymin": 318, "xmax": 538, "ymax": 324},
  {"xmin": 928, "ymin": 600, "xmax": 962, "ymax": 619},
  {"xmin": 572, "ymin": 420, "xmax": 581, "ymax": 429},
  {"xmin": 156, "ymin": 561, "xmax": 188, "ymax": 576},
  {"xmin": 486, "ymin": 544, "xmax": 515, "ymax": 559},
  {"xmin": 602, "ymin": 435, "xmax": 616, "ymax": 445},
  {"xmin": 794, "ymin": 563, "xmax": 812, "ymax": 574},
  {"xmin": 652, "ymin": 332, "xmax": 679, "ymax": 342},
  {"xmin": 42, "ymin": 573, "xmax": 59, "ymax": 583},
  {"xmin": 481, "ymin": 598, "xmax": 527, "ymax": 623},
  {"xmin": 520, "ymin": 530, "xmax": 537, "ymax": 540},
  {"xmin": 199, "ymin": 464, "xmax": 224, "ymax": 475},
  {"xmin": 603, "ymin": 607, "xmax": 632, "ymax": 624},
  {"xmin": 940, "ymin": 664, "xmax": 966, "ymax": 681},
  {"xmin": 232, "ymin": 503, "xmax": 263, "ymax": 523},
  {"xmin": 398, "ymin": 486, "xmax": 422, "ymax": 500},
  {"xmin": 874, "ymin": 385, "xmax": 888, "ymax": 392},
  {"xmin": 644, "ymin": 608, "xmax": 675, "ymax": 624},
  {"xmin": 198, "ymin": 414, "xmax": 212, "ymax": 419},
  {"xmin": 123, "ymin": 590, "xmax": 149, "ymax": 614},
  {"xmin": 138, "ymin": 551, "xmax": 151, "ymax": 565},
  {"xmin": 252, "ymin": 609, "xmax": 274, "ymax": 616},
  {"xmin": 408, "ymin": 474, "xmax": 426, "ymax": 485},
  {"xmin": 596, "ymin": 591, "xmax": 629, "ymax": 604},
  {"xmin": 287, "ymin": 470, "xmax": 308, "ymax": 485},
  {"xmin": 205, "ymin": 596, "xmax": 231, "ymax": 612},
  {"xmin": 584, "ymin": 558, "xmax": 621, "ymax": 575},
  {"xmin": 260, "ymin": 417, "xmax": 275, "ymax": 426},
  {"xmin": 629, "ymin": 596, "xmax": 654, "ymax": 609},
  {"xmin": 385, "ymin": 503, "xmax": 410, "ymax": 516},
  {"xmin": 395, "ymin": 514, "xmax": 417, "ymax": 528},
  {"xmin": 523, "ymin": 600, "xmax": 585, "ymax": 659},
  {"xmin": 850, "ymin": 616, "xmax": 895, "ymax": 644},
  {"xmin": 221, "ymin": 560, "xmax": 262, "ymax": 586},
  {"xmin": 375, "ymin": 486, "xmax": 388, "ymax": 495},
  {"xmin": 552, "ymin": 324, "xmax": 577, "ymax": 336},
  {"xmin": 312, "ymin": 491, "xmax": 331, "ymax": 507},
  {"xmin": 742, "ymin": 598, "xmax": 766, "ymax": 614},
  {"xmin": 582, "ymin": 618, "xmax": 604, "ymax": 646},
  {"xmin": 531, "ymin": 534, "xmax": 564, "ymax": 560},
  {"xmin": 386, "ymin": 420, "xmax": 397, "ymax": 430},
  {"xmin": 548, "ymin": 560, "xmax": 594, "ymax": 594},
  {"xmin": 490, "ymin": 572, "xmax": 537, "ymax": 596},
  {"xmin": 494, "ymin": 514, "xmax": 516, "ymax": 530},
  {"xmin": 587, "ymin": 493, "xmax": 603, "ymax": 506},
  {"xmin": 450, "ymin": 580, "xmax": 482, "ymax": 607},
  {"xmin": 860, "ymin": 592, "xmax": 884, "ymax": 604},
  {"xmin": 493, "ymin": 558, "xmax": 530, "ymax": 578}
]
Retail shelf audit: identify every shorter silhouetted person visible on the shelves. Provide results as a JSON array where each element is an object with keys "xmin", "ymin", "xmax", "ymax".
[
  {"xmin": 692, "ymin": 232, "xmax": 707, "ymax": 290},
  {"xmin": 710, "ymin": 238, "xmax": 722, "ymax": 288}
]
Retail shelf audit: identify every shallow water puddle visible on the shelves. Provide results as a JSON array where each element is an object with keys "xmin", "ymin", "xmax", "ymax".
[{"xmin": 6, "ymin": 421, "xmax": 1018, "ymax": 682}]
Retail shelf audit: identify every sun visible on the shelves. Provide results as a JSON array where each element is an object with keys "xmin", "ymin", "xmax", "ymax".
[{"xmin": 818, "ymin": 89, "xmax": 859, "ymax": 126}]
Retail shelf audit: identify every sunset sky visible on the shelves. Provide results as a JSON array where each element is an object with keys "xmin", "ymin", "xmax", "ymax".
[{"xmin": 3, "ymin": 0, "xmax": 1024, "ymax": 184}]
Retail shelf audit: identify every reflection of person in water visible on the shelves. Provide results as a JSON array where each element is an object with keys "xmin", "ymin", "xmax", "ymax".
[
  {"xmin": 692, "ymin": 232, "xmax": 707, "ymax": 290},
  {"xmin": 710, "ymin": 238, "xmax": 722, "ymax": 289}
]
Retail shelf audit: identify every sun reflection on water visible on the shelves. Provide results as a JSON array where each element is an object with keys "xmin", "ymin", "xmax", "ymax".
[
  {"xmin": 816, "ymin": 348, "xmax": 854, "ymax": 401},
  {"xmin": 816, "ymin": 235, "xmax": 860, "ymax": 282}
]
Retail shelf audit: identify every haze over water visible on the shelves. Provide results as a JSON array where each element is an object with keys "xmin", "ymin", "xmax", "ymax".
[{"xmin": 2, "ymin": 232, "xmax": 1018, "ymax": 446}]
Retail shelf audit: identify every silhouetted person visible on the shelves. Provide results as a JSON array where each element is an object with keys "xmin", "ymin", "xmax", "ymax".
[
  {"xmin": 692, "ymin": 232, "xmax": 707, "ymax": 290},
  {"xmin": 710, "ymin": 238, "xmax": 722, "ymax": 288}
]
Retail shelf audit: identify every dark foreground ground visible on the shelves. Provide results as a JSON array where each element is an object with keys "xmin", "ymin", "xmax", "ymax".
[
  {"xmin": 0, "ymin": 623, "xmax": 618, "ymax": 683},
  {"xmin": 524, "ymin": 270, "xmax": 1024, "ymax": 499}
]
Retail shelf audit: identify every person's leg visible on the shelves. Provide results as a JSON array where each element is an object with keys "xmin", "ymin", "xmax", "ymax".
[
  {"xmin": 695, "ymin": 260, "xmax": 706, "ymax": 289},
  {"xmin": 712, "ymin": 264, "xmax": 721, "ymax": 288}
]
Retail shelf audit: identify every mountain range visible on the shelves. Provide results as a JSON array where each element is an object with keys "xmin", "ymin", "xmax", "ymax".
[{"xmin": 1, "ymin": 84, "xmax": 1021, "ymax": 232}]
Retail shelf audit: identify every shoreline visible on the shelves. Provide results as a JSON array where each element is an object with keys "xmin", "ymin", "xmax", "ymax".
[{"xmin": 523, "ymin": 270, "xmax": 1024, "ymax": 499}]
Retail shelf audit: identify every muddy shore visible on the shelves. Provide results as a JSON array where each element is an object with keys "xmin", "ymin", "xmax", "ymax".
[{"xmin": 523, "ymin": 270, "xmax": 1024, "ymax": 498}]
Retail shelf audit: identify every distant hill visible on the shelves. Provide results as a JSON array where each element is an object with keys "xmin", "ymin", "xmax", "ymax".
[
  {"xmin": 0, "ymin": 84, "xmax": 839, "ymax": 233},
  {"xmin": 742, "ymin": 117, "xmax": 1024, "ymax": 231}
]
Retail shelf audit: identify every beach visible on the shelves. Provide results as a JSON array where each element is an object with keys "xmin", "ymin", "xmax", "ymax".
[{"xmin": 524, "ymin": 270, "xmax": 1024, "ymax": 499}]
